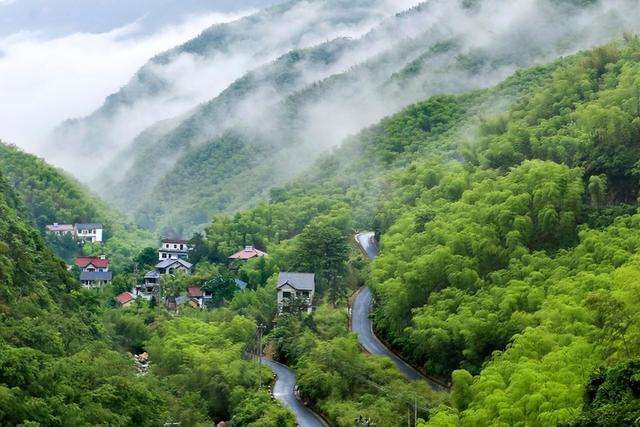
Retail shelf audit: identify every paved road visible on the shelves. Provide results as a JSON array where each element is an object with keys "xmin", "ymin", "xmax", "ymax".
[
  {"xmin": 261, "ymin": 358, "xmax": 328, "ymax": 427},
  {"xmin": 352, "ymin": 232, "xmax": 427, "ymax": 382}
]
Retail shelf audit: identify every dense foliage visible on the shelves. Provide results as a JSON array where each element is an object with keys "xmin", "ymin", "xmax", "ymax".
[
  {"xmin": 0, "ymin": 163, "xmax": 291, "ymax": 425},
  {"xmin": 185, "ymin": 38, "xmax": 640, "ymax": 425},
  {"xmin": 0, "ymin": 142, "xmax": 155, "ymax": 269}
]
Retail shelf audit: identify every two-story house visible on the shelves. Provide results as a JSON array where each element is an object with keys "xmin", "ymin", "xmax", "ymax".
[
  {"xmin": 75, "ymin": 255, "xmax": 112, "ymax": 287},
  {"xmin": 159, "ymin": 239, "xmax": 190, "ymax": 260},
  {"xmin": 134, "ymin": 258, "xmax": 193, "ymax": 299},
  {"xmin": 74, "ymin": 223, "xmax": 103, "ymax": 243},
  {"xmin": 46, "ymin": 222, "xmax": 104, "ymax": 243},
  {"xmin": 277, "ymin": 272, "xmax": 315, "ymax": 313}
]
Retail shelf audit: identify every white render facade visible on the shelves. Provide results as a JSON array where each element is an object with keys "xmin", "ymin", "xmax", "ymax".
[{"xmin": 158, "ymin": 239, "xmax": 190, "ymax": 260}]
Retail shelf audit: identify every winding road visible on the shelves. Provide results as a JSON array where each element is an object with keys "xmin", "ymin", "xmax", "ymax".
[
  {"xmin": 353, "ymin": 232, "xmax": 442, "ymax": 387},
  {"xmin": 261, "ymin": 358, "xmax": 328, "ymax": 427}
]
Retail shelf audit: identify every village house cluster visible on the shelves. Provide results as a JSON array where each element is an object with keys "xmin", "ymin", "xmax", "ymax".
[
  {"xmin": 51, "ymin": 225, "xmax": 317, "ymax": 313},
  {"xmin": 46, "ymin": 222, "xmax": 104, "ymax": 243}
]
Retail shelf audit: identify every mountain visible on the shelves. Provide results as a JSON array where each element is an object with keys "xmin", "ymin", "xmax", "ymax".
[
  {"xmin": 93, "ymin": 0, "xmax": 640, "ymax": 236},
  {"xmin": 184, "ymin": 37, "xmax": 640, "ymax": 425},
  {"xmin": 45, "ymin": 0, "xmax": 409, "ymax": 181}
]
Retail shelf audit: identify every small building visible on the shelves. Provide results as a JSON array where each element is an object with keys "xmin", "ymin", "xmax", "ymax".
[
  {"xmin": 115, "ymin": 292, "xmax": 135, "ymax": 308},
  {"xmin": 45, "ymin": 222, "xmax": 104, "ymax": 243},
  {"xmin": 74, "ymin": 223, "xmax": 103, "ymax": 243},
  {"xmin": 80, "ymin": 270, "xmax": 113, "ymax": 287},
  {"xmin": 229, "ymin": 245, "xmax": 267, "ymax": 262},
  {"xmin": 135, "ymin": 258, "xmax": 193, "ymax": 299},
  {"xmin": 187, "ymin": 286, "xmax": 205, "ymax": 308},
  {"xmin": 46, "ymin": 223, "xmax": 74, "ymax": 235},
  {"xmin": 134, "ymin": 271, "xmax": 161, "ymax": 299},
  {"xmin": 277, "ymin": 272, "xmax": 315, "ymax": 313},
  {"xmin": 75, "ymin": 255, "xmax": 109, "ymax": 272},
  {"xmin": 155, "ymin": 258, "xmax": 193, "ymax": 275},
  {"xmin": 159, "ymin": 238, "xmax": 191, "ymax": 260}
]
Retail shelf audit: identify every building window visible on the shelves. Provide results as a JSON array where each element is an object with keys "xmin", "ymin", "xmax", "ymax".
[{"xmin": 282, "ymin": 291, "xmax": 292, "ymax": 299}]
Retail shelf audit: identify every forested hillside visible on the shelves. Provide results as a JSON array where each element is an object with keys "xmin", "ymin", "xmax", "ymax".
[
  {"xmin": 0, "ymin": 159, "xmax": 295, "ymax": 425},
  {"xmin": 176, "ymin": 38, "xmax": 640, "ymax": 425},
  {"xmin": 44, "ymin": 0, "xmax": 640, "ymax": 237},
  {"xmin": 0, "ymin": 142, "xmax": 154, "ymax": 268}
]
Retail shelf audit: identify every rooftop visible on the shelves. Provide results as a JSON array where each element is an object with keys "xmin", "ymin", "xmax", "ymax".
[
  {"xmin": 277, "ymin": 272, "xmax": 315, "ymax": 291},
  {"xmin": 144, "ymin": 270, "xmax": 161, "ymax": 280},
  {"xmin": 229, "ymin": 245, "xmax": 268, "ymax": 260},
  {"xmin": 156, "ymin": 258, "xmax": 193, "ymax": 270},
  {"xmin": 187, "ymin": 286, "xmax": 203, "ymax": 298},
  {"xmin": 116, "ymin": 292, "xmax": 134, "ymax": 305},
  {"xmin": 75, "ymin": 256, "xmax": 109, "ymax": 269},
  {"xmin": 46, "ymin": 223, "xmax": 74, "ymax": 231},
  {"xmin": 161, "ymin": 238, "xmax": 188, "ymax": 244},
  {"xmin": 75, "ymin": 223, "xmax": 103, "ymax": 230},
  {"xmin": 80, "ymin": 270, "xmax": 113, "ymax": 281}
]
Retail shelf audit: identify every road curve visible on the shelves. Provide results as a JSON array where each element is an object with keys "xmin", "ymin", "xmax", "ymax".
[
  {"xmin": 352, "ymin": 232, "xmax": 428, "ymax": 382},
  {"xmin": 261, "ymin": 358, "xmax": 328, "ymax": 427}
]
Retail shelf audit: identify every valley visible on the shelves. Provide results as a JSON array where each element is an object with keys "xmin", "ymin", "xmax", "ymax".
[{"xmin": 2, "ymin": 0, "xmax": 640, "ymax": 426}]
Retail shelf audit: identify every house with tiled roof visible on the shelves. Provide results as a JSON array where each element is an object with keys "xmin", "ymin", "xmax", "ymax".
[
  {"xmin": 134, "ymin": 258, "xmax": 193, "ymax": 300},
  {"xmin": 115, "ymin": 292, "xmax": 135, "ymax": 308},
  {"xmin": 75, "ymin": 255, "xmax": 112, "ymax": 287},
  {"xmin": 45, "ymin": 222, "xmax": 103, "ymax": 242},
  {"xmin": 229, "ymin": 246, "xmax": 267, "ymax": 262},
  {"xmin": 46, "ymin": 223, "xmax": 74, "ymax": 235},
  {"xmin": 80, "ymin": 270, "xmax": 113, "ymax": 287},
  {"xmin": 277, "ymin": 272, "xmax": 315, "ymax": 313},
  {"xmin": 75, "ymin": 256, "xmax": 109, "ymax": 271}
]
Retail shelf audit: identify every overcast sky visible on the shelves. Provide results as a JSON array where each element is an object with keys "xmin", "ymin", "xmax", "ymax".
[
  {"xmin": 0, "ymin": 0, "xmax": 281, "ymax": 151},
  {"xmin": 0, "ymin": 0, "xmax": 280, "ymax": 37}
]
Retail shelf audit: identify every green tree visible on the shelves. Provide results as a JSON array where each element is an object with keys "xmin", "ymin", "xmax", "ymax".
[{"xmin": 293, "ymin": 222, "xmax": 349, "ymax": 305}]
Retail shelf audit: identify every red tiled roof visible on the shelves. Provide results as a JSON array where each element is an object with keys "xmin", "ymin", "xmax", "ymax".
[
  {"xmin": 116, "ymin": 292, "xmax": 134, "ymax": 305},
  {"xmin": 229, "ymin": 246, "xmax": 267, "ymax": 260},
  {"xmin": 187, "ymin": 286, "xmax": 203, "ymax": 297},
  {"xmin": 75, "ymin": 256, "xmax": 109, "ymax": 269}
]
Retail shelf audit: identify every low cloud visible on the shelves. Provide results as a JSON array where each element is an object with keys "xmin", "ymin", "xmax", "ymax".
[{"xmin": 0, "ymin": 10, "xmax": 251, "ymax": 152}]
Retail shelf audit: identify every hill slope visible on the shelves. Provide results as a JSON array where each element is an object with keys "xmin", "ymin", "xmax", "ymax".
[
  {"xmin": 0, "ymin": 142, "xmax": 155, "ymax": 267},
  {"xmin": 45, "ymin": 0, "xmax": 408, "ymax": 180},
  {"xmin": 183, "ymin": 38, "xmax": 640, "ymax": 425},
  {"xmin": 100, "ymin": 0, "xmax": 640, "ymax": 236}
]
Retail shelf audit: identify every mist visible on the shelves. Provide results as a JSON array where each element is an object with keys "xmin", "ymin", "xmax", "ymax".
[
  {"xmin": 0, "ymin": 10, "xmax": 251, "ymax": 153},
  {"xmin": 40, "ymin": 0, "xmax": 420, "ymax": 181},
  {"xmin": 114, "ymin": 0, "xmax": 640, "ymax": 234}
]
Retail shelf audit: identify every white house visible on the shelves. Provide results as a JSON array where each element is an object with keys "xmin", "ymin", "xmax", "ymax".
[
  {"xmin": 159, "ymin": 239, "xmax": 191, "ymax": 260},
  {"xmin": 277, "ymin": 272, "xmax": 315, "ymax": 313},
  {"xmin": 45, "ymin": 222, "xmax": 103, "ymax": 242},
  {"xmin": 74, "ymin": 223, "xmax": 103, "ymax": 243}
]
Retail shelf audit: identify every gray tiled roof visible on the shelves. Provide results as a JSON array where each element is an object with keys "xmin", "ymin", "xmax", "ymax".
[
  {"xmin": 75, "ymin": 223, "xmax": 103, "ymax": 230},
  {"xmin": 80, "ymin": 271, "xmax": 113, "ymax": 281},
  {"xmin": 144, "ymin": 270, "xmax": 161, "ymax": 279},
  {"xmin": 155, "ymin": 258, "xmax": 193, "ymax": 270},
  {"xmin": 277, "ymin": 272, "xmax": 315, "ymax": 291}
]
